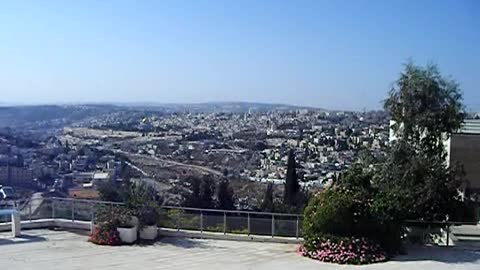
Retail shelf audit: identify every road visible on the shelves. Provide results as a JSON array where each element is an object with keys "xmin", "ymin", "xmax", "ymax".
[
  {"xmin": 125, "ymin": 161, "xmax": 149, "ymax": 177},
  {"xmin": 116, "ymin": 150, "xmax": 224, "ymax": 177}
]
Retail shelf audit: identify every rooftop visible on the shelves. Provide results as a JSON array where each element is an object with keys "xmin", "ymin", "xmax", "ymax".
[
  {"xmin": 460, "ymin": 120, "xmax": 480, "ymax": 134},
  {"xmin": 2, "ymin": 229, "xmax": 480, "ymax": 270}
]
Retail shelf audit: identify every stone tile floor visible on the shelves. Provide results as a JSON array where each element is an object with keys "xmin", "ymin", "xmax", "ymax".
[{"xmin": 1, "ymin": 229, "xmax": 480, "ymax": 270}]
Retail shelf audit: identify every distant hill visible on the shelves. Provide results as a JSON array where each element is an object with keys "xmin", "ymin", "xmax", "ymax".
[
  {"xmin": 0, "ymin": 105, "xmax": 123, "ymax": 128},
  {"xmin": 0, "ymin": 102, "xmax": 327, "ymax": 129},
  {"xmin": 117, "ymin": 101, "xmax": 325, "ymax": 113}
]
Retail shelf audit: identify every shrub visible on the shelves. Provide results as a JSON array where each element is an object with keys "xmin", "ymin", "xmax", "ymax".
[
  {"xmin": 303, "ymin": 187, "xmax": 374, "ymax": 238},
  {"xmin": 302, "ymin": 187, "xmax": 388, "ymax": 264},
  {"xmin": 89, "ymin": 224, "xmax": 122, "ymax": 246},
  {"xmin": 138, "ymin": 205, "xmax": 158, "ymax": 227},
  {"xmin": 369, "ymin": 186, "xmax": 408, "ymax": 254},
  {"xmin": 124, "ymin": 183, "xmax": 158, "ymax": 210},
  {"xmin": 95, "ymin": 205, "xmax": 133, "ymax": 228},
  {"xmin": 157, "ymin": 209, "xmax": 199, "ymax": 229}
]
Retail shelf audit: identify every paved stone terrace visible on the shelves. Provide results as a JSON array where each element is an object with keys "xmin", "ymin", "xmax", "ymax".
[{"xmin": 1, "ymin": 229, "xmax": 480, "ymax": 270}]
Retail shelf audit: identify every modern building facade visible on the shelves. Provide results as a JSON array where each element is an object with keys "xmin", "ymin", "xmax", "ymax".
[{"xmin": 448, "ymin": 120, "xmax": 480, "ymax": 195}]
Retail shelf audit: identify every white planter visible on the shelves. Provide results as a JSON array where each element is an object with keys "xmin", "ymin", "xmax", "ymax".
[
  {"xmin": 140, "ymin": 225, "xmax": 158, "ymax": 240},
  {"xmin": 117, "ymin": 226, "xmax": 137, "ymax": 244}
]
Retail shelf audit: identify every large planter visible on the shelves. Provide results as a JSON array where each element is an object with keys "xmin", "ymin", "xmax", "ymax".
[
  {"xmin": 117, "ymin": 216, "xmax": 139, "ymax": 244},
  {"xmin": 140, "ymin": 225, "xmax": 158, "ymax": 240},
  {"xmin": 117, "ymin": 226, "xmax": 137, "ymax": 244}
]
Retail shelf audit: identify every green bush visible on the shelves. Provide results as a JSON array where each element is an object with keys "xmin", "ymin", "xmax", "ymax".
[
  {"xmin": 158, "ymin": 209, "xmax": 200, "ymax": 230},
  {"xmin": 303, "ymin": 187, "xmax": 374, "ymax": 238},
  {"xmin": 369, "ymin": 186, "xmax": 408, "ymax": 254},
  {"xmin": 303, "ymin": 185, "xmax": 406, "ymax": 259},
  {"xmin": 95, "ymin": 205, "xmax": 133, "ymax": 228},
  {"xmin": 138, "ymin": 205, "xmax": 158, "ymax": 227},
  {"xmin": 302, "ymin": 186, "xmax": 392, "ymax": 264}
]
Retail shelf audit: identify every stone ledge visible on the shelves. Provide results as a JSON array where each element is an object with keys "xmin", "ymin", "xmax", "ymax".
[
  {"xmin": 1, "ymin": 219, "xmax": 301, "ymax": 244},
  {"xmin": 158, "ymin": 228, "xmax": 302, "ymax": 244}
]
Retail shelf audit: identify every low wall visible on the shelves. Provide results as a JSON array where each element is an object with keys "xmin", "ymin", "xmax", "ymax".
[
  {"xmin": 158, "ymin": 228, "xmax": 302, "ymax": 244},
  {"xmin": 0, "ymin": 219, "xmax": 300, "ymax": 244},
  {"xmin": 0, "ymin": 219, "xmax": 55, "ymax": 232}
]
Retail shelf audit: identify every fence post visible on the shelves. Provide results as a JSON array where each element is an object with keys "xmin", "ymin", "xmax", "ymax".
[
  {"xmin": 71, "ymin": 200, "xmax": 75, "ymax": 222},
  {"xmin": 91, "ymin": 211, "xmax": 95, "ymax": 235},
  {"xmin": 271, "ymin": 214, "xmax": 275, "ymax": 238},
  {"xmin": 427, "ymin": 224, "xmax": 431, "ymax": 244},
  {"xmin": 223, "ymin": 212, "xmax": 227, "ymax": 235},
  {"xmin": 52, "ymin": 199, "xmax": 56, "ymax": 219},
  {"xmin": 296, "ymin": 216, "xmax": 299, "ymax": 239},
  {"xmin": 446, "ymin": 224, "xmax": 450, "ymax": 247},
  {"xmin": 200, "ymin": 211, "xmax": 203, "ymax": 235},
  {"xmin": 247, "ymin": 213, "xmax": 251, "ymax": 236},
  {"xmin": 176, "ymin": 212, "xmax": 180, "ymax": 232},
  {"xmin": 29, "ymin": 200, "xmax": 32, "ymax": 222}
]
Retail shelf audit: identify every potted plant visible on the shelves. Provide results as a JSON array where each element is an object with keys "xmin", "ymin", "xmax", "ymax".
[
  {"xmin": 93, "ymin": 206, "xmax": 137, "ymax": 245},
  {"xmin": 138, "ymin": 205, "xmax": 158, "ymax": 240},
  {"xmin": 115, "ymin": 208, "xmax": 138, "ymax": 244}
]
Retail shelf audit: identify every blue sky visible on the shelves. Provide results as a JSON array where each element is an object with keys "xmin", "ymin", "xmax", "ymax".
[{"xmin": 1, "ymin": 0, "xmax": 479, "ymax": 110}]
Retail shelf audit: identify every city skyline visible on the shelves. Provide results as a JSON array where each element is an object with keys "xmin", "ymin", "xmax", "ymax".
[{"xmin": 1, "ymin": 0, "xmax": 479, "ymax": 111}]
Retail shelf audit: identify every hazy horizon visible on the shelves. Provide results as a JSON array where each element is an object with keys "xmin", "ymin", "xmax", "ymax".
[
  {"xmin": 1, "ymin": 0, "xmax": 479, "ymax": 111},
  {"xmin": 0, "ymin": 100, "xmax": 333, "ymax": 110}
]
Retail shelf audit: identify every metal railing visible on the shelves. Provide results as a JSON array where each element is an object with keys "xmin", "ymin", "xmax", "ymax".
[
  {"xmin": 159, "ymin": 205, "xmax": 303, "ymax": 238},
  {"xmin": 404, "ymin": 220, "xmax": 479, "ymax": 247},
  {"xmin": 4, "ymin": 197, "xmax": 478, "ymax": 245},
  {"xmin": 4, "ymin": 197, "xmax": 303, "ymax": 239}
]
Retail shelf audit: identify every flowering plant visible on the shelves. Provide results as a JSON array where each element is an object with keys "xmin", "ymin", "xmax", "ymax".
[
  {"xmin": 89, "ymin": 224, "xmax": 122, "ymax": 246},
  {"xmin": 299, "ymin": 235, "xmax": 387, "ymax": 265}
]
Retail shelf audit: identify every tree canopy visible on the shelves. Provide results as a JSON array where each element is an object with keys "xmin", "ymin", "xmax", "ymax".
[
  {"xmin": 382, "ymin": 62, "xmax": 465, "ymax": 221},
  {"xmin": 385, "ymin": 62, "xmax": 464, "ymax": 156}
]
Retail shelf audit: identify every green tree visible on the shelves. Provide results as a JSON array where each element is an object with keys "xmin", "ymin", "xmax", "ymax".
[
  {"xmin": 284, "ymin": 149, "xmax": 299, "ymax": 205},
  {"xmin": 183, "ymin": 176, "xmax": 201, "ymax": 208},
  {"xmin": 216, "ymin": 179, "xmax": 235, "ymax": 210},
  {"xmin": 98, "ymin": 181, "xmax": 124, "ymax": 202},
  {"xmin": 385, "ymin": 62, "xmax": 464, "ymax": 156},
  {"xmin": 260, "ymin": 183, "xmax": 275, "ymax": 212},
  {"xmin": 336, "ymin": 162, "xmax": 376, "ymax": 195},
  {"xmin": 200, "ymin": 176, "xmax": 215, "ymax": 209},
  {"xmin": 383, "ymin": 62, "xmax": 465, "ymax": 221},
  {"xmin": 124, "ymin": 182, "xmax": 157, "ymax": 210}
]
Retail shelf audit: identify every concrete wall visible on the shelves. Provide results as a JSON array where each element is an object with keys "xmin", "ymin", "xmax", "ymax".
[{"xmin": 1, "ymin": 219, "xmax": 300, "ymax": 244}]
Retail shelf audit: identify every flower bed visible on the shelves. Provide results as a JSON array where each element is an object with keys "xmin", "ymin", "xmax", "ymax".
[
  {"xmin": 89, "ymin": 225, "xmax": 122, "ymax": 246},
  {"xmin": 299, "ymin": 236, "xmax": 387, "ymax": 265}
]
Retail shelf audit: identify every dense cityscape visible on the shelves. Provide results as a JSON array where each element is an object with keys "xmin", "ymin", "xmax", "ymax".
[
  {"xmin": 0, "ymin": 103, "xmax": 391, "ymax": 209},
  {"xmin": 1, "ymin": 1, "xmax": 480, "ymax": 269}
]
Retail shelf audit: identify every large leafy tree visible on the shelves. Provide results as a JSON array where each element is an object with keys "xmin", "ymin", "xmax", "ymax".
[
  {"xmin": 383, "ymin": 62, "xmax": 465, "ymax": 221},
  {"xmin": 385, "ymin": 62, "xmax": 464, "ymax": 155}
]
